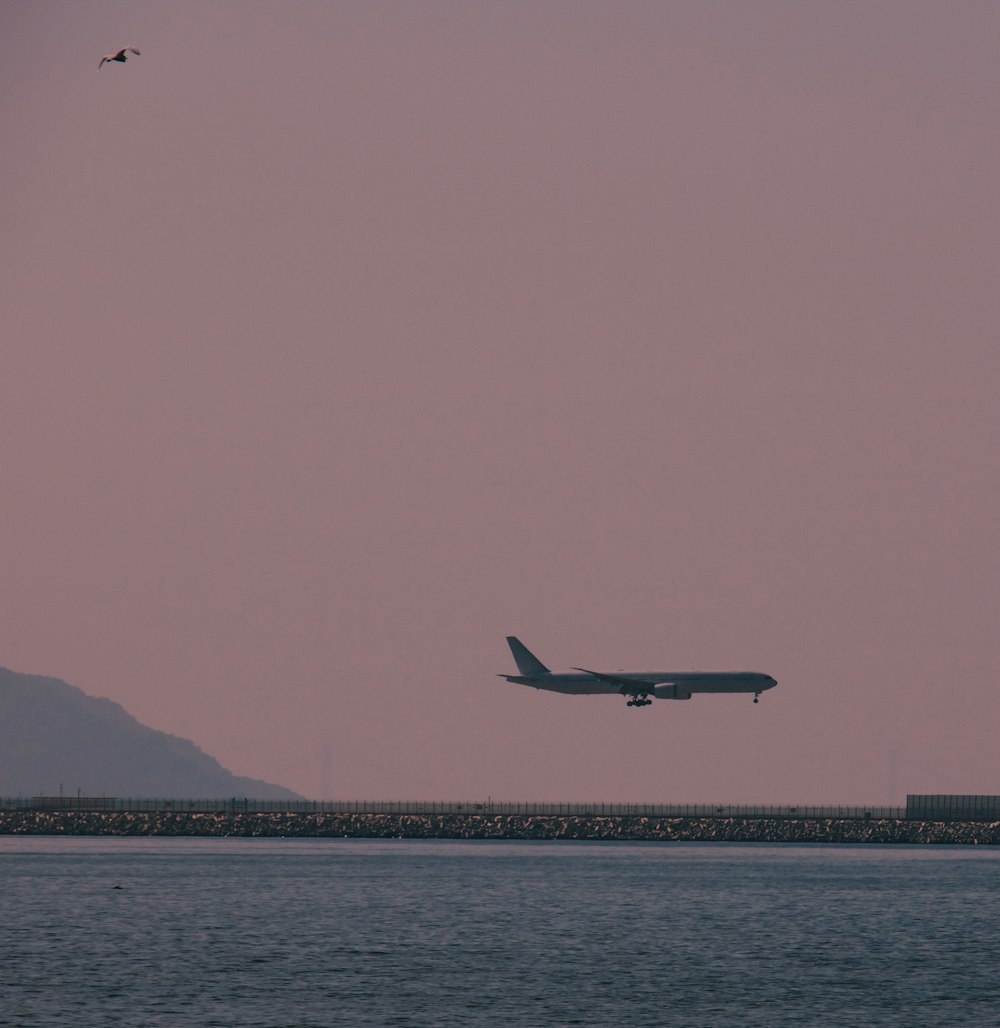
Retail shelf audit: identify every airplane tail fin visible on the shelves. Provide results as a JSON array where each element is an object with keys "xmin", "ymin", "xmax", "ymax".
[{"xmin": 506, "ymin": 637, "xmax": 550, "ymax": 676}]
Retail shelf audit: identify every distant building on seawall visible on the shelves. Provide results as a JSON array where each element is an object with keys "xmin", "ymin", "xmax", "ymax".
[{"xmin": 906, "ymin": 795, "xmax": 1000, "ymax": 821}]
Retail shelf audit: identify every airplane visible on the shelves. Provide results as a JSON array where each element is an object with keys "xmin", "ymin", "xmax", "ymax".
[{"xmin": 499, "ymin": 636, "xmax": 777, "ymax": 708}]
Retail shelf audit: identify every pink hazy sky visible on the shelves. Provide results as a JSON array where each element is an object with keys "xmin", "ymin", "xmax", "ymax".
[{"xmin": 3, "ymin": 1, "xmax": 999, "ymax": 803}]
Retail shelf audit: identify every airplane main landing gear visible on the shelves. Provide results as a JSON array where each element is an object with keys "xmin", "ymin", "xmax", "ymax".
[{"xmin": 627, "ymin": 696, "xmax": 652, "ymax": 708}]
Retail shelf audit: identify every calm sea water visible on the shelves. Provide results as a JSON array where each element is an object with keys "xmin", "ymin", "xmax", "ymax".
[{"xmin": 1, "ymin": 837, "xmax": 998, "ymax": 1027}]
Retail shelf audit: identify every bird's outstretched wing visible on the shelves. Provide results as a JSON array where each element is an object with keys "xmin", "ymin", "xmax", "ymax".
[{"xmin": 97, "ymin": 46, "xmax": 140, "ymax": 71}]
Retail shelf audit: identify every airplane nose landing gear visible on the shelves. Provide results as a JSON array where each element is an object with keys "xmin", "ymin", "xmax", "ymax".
[{"xmin": 753, "ymin": 693, "xmax": 760, "ymax": 704}]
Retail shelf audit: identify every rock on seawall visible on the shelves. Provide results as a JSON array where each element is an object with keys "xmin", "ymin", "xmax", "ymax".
[{"xmin": 1, "ymin": 812, "xmax": 999, "ymax": 843}]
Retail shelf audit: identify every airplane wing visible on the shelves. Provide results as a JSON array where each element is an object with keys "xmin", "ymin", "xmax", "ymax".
[{"xmin": 571, "ymin": 668, "xmax": 673, "ymax": 693}]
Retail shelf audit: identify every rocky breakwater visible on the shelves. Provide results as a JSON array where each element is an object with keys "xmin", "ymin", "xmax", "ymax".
[{"xmin": 2, "ymin": 811, "xmax": 1000, "ymax": 843}]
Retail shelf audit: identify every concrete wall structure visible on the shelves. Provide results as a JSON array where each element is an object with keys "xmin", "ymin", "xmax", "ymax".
[{"xmin": 1, "ymin": 810, "xmax": 999, "ymax": 844}]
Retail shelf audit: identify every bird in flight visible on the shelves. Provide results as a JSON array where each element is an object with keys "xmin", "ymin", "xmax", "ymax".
[{"xmin": 98, "ymin": 46, "xmax": 140, "ymax": 71}]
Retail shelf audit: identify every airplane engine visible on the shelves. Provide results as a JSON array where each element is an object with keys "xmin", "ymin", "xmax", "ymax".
[{"xmin": 653, "ymin": 684, "xmax": 692, "ymax": 700}]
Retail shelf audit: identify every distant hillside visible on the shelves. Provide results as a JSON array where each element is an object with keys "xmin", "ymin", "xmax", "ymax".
[{"xmin": 0, "ymin": 666, "xmax": 302, "ymax": 800}]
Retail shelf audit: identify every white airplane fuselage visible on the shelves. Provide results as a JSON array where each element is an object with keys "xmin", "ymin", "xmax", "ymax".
[
  {"xmin": 503, "ymin": 670, "xmax": 775, "ymax": 697},
  {"xmin": 500, "ymin": 638, "xmax": 777, "ymax": 706}
]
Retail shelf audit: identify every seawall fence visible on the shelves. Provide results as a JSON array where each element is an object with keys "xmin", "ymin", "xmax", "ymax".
[
  {"xmin": 4, "ymin": 796, "xmax": 998, "ymax": 821},
  {"xmin": 1, "ymin": 797, "xmax": 907, "ymax": 818}
]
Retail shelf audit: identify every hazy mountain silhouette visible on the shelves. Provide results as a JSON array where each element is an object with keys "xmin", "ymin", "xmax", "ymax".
[{"xmin": 0, "ymin": 666, "xmax": 302, "ymax": 799}]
